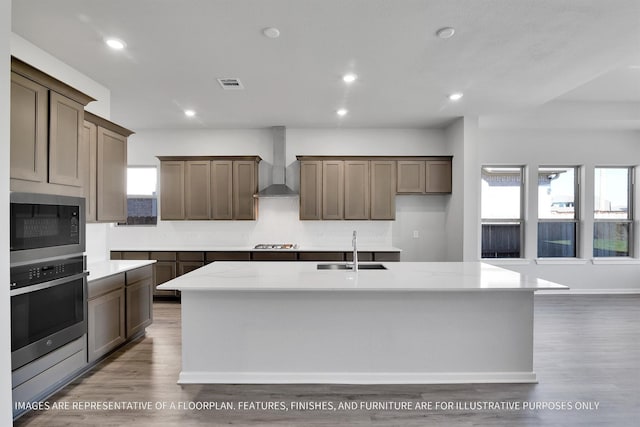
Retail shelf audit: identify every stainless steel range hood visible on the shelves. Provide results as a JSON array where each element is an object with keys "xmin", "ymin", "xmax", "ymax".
[{"xmin": 256, "ymin": 126, "xmax": 298, "ymax": 198}]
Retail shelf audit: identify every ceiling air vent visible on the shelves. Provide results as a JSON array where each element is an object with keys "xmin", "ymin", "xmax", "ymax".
[{"xmin": 217, "ymin": 78, "xmax": 244, "ymax": 90}]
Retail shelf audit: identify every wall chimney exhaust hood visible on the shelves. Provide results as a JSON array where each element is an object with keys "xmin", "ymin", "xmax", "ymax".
[{"xmin": 256, "ymin": 126, "xmax": 298, "ymax": 198}]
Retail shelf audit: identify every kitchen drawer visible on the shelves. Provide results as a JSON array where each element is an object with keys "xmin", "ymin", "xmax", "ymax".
[
  {"xmin": 121, "ymin": 251, "xmax": 149, "ymax": 260},
  {"xmin": 251, "ymin": 252, "xmax": 298, "ymax": 261},
  {"xmin": 126, "ymin": 265, "xmax": 153, "ymax": 285},
  {"xmin": 206, "ymin": 251, "xmax": 251, "ymax": 262},
  {"xmin": 345, "ymin": 252, "xmax": 373, "ymax": 262},
  {"xmin": 88, "ymin": 273, "xmax": 124, "ymax": 300},
  {"xmin": 177, "ymin": 251, "xmax": 204, "ymax": 261},
  {"xmin": 298, "ymin": 252, "xmax": 344, "ymax": 261},
  {"xmin": 373, "ymin": 252, "xmax": 401, "ymax": 262},
  {"xmin": 150, "ymin": 251, "xmax": 176, "ymax": 261}
]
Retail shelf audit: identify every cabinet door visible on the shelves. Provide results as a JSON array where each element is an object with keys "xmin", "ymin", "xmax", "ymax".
[
  {"xmin": 49, "ymin": 92, "xmax": 83, "ymax": 187},
  {"xmin": 126, "ymin": 277, "xmax": 153, "ymax": 338},
  {"xmin": 425, "ymin": 160, "xmax": 452, "ymax": 193},
  {"xmin": 185, "ymin": 160, "xmax": 211, "ymax": 219},
  {"xmin": 397, "ymin": 161, "xmax": 425, "ymax": 193},
  {"xmin": 88, "ymin": 288, "xmax": 125, "ymax": 363},
  {"xmin": 178, "ymin": 261, "xmax": 204, "ymax": 276},
  {"xmin": 154, "ymin": 262, "xmax": 176, "ymax": 284},
  {"xmin": 299, "ymin": 161, "xmax": 322, "ymax": 220},
  {"xmin": 160, "ymin": 161, "xmax": 185, "ymax": 220},
  {"xmin": 97, "ymin": 127, "xmax": 127, "ymax": 221},
  {"xmin": 370, "ymin": 160, "xmax": 396, "ymax": 220},
  {"xmin": 81, "ymin": 121, "xmax": 98, "ymax": 222},
  {"xmin": 211, "ymin": 160, "xmax": 233, "ymax": 220},
  {"xmin": 153, "ymin": 261, "xmax": 177, "ymax": 296},
  {"xmin": 322, "ymin": 160, "xmax": 344, "ymax": 220},
  {"xmin": 233, "ymin": 160, "xmax": 257, "ymax": 220},
  {"xmin": 344, "ymin": 161, "xmax": 370, "ymax": 220},
  {"xmin": 251, "ymin": 252, "xmax": 298, "ymax": 261},
  {"xmin": 10, "ymin": 72, "xmax": 48, "ymax": 183}
]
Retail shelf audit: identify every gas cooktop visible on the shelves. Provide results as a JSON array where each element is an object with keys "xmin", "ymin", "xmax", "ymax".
[{"xmin": 253, "ymin": 244, "xmax": 298, "ymax": 250}]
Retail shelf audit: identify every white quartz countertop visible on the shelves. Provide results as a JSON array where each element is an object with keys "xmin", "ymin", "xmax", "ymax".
[
  {"xmin": 157, "ymin": 261, "xmax": 568, "ymax": 292},
  {"xmin": 112, "ymin": 246, "xmax": 401, "ymax": 252},
  {"xmin": 88, "ymin": 260, "xmax": 156, "ymax": 282}
]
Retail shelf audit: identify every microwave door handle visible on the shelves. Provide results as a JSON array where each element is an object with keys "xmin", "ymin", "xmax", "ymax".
[{"xmin": 10, "ymin": 271, "xmax": 88, "ymax": 297}]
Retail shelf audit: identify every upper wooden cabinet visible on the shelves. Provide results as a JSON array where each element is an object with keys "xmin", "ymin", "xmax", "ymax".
[
  {"xmin": 158, "ymin": 156, "xmax": 261, "ymax": 221},
  {"xmin": 344, "ymin": 161, "xmax": 370, "ymax": 220},
  {"xmin": 49, "ymin": 92, "xmax": 84, "ymax": 187},
  {"xmin": 82, "ymin": 112, "xmax": 134, "ymax": 223},
  {"xmin": 297, "ymin": 156, "xmax": 451, "ymax": 220},
  {"xmin": 10, "ymin": 73, "xmax": 47, "ymax": 183},
  {"xmin": 397, "ymin": 160, "xmax": 425, "ymax": 193},
  {"xmin": 10, "ymin": 57, "xmax": 95, "ymax": 197},
  {"xmin": 370, "ymin": 161, "xmax": 396, "ymax": 220},
  {"xmin": 185, "ymin": 160, "xmax": 211, "ymax": 220},
  {"xmin": 160, "ymin": 161, "xmax": 185, "ymax": 220},
  {"xmin": 233, "ymin": 160, "xmax": 258, "ymax": 220},
  {"xmin": 425, "ymin": 160, "xmax": 452, "ymax": 193},
  {"xmin": 211, "ymin": 161, "xmax": 233, "ymax": 220},
  {"xmin": 397, "ymin": 158, "xmax": 452, "ymax": 194},
  {"xmin": 322, "ymin": 160, "xmax": 344, "ymax": 220},
  {"xmin": 299, "ymin": 161, "xmax": 322, "ymax": 220}
]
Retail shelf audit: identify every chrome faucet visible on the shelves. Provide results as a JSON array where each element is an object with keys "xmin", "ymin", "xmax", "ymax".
[{"xmin": 351, "ymin": 230, "xmax": 358, "ymax": 271}]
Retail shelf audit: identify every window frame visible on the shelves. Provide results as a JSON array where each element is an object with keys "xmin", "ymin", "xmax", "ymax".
[
  {"xmin": 118, "ymin": 165, "xmax": 159, "ymax": 226},
  {"xmin": 536, "ymin": 166, "xmax": 580, "ymax": 258},
  {"xmin": 480, "ymin": 165, "xmax": 525, "ymax": 259},
  {"xmin": 593, "ymin": 166, "xmax": 634, "ymax": 258}
]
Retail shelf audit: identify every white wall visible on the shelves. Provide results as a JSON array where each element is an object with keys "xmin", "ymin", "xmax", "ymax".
[
  {"xmin": 111, "ymin": 127, "xmax": 451, "ymax": 258},
  {"xmin": 478, "ymin": 127, "xmax": 640, "ymax": 290},
  {"xmin": 10, "ymin": 33, "xmax": 114, "ymax": 264},
  {"xmin": 2, "ymin": 3, "xmax": 14, "ymax": 424}
]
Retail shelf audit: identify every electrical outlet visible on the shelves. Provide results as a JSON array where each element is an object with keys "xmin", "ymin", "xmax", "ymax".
[{"xmin": 412, "ymin": 230, "xmax": 419, "ymax": 238}]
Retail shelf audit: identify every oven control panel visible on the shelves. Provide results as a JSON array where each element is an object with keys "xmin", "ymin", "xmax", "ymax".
[{"xmin": 10, "ymin": 256, "xmax": 85, "ymax": 289}]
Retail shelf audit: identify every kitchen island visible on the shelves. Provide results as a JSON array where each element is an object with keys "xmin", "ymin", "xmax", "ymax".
[{"xmin": 158, "ymin": 261, "xmax": 567, "ymax": 384}]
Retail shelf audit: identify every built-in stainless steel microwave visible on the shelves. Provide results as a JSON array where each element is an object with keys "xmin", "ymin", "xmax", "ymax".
[{"xmin": 10, "ymin": 193, "xmax": 86, "ymax": 265}]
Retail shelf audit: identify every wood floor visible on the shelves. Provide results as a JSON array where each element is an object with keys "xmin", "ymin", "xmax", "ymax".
[{"xmin": 14, "ymin": 295, "xmax": 640, "ymax": 426}]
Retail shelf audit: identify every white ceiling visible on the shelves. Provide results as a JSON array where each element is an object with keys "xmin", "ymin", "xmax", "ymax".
[{"xmin": 11, "ymin": 0, "xmax": 640, "ymax": 130}]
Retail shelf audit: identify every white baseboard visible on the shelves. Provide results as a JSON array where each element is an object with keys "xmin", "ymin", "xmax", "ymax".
[{"xmin": 178, "ymin": 371, "xmax": 537, "ymax": 385}]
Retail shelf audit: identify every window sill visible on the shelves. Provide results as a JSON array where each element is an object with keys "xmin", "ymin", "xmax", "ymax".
[
  {"xmin": 481, "ymin": 259, "xmax": 531, "ymax": 265},
  {"xmin": 592, "ymin": 258, "xmax": 640, "ymax": 265},
  {"xmin": 535, "ymin": 258, "xmax": 589, "ymax": 265}
]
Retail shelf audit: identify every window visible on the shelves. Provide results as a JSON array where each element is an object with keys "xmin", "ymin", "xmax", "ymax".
[
  {"xmin": 594, "ymin": 167, "xmax": 634, "ymax": 257},
  {"xmin": 481, "ymin": 166, "xmax": 524, "ymax": 258},
  {"xmin": 120, "ymin": 166, "xmax": 158, "ymax": 225},
  {"xmin": 537, "ymin": 167, "xmax": 579, "ymax": 257}
]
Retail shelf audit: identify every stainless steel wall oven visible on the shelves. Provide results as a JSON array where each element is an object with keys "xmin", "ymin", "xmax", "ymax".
[{"xmin": 10, "ymin": 193, "xmax": 87, "ymax": 370}]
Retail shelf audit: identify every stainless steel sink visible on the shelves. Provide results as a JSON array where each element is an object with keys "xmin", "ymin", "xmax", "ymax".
[{"xmin": 317, "ymin": 263, "xmax": 387, "ymax": 270}]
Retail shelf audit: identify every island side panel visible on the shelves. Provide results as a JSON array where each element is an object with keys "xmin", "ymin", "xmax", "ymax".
[{"xmin": 179, "ymin": 290, "xmax": 535, "ymax": 384}]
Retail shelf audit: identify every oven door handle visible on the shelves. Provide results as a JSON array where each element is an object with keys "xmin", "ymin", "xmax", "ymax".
[{"xmin": 10, "ymin": 271, "xmax": 88, "ymax": 297}]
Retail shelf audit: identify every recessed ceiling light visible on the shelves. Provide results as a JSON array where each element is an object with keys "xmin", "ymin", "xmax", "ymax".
[
  {"xmin": 184, "ymin": 110, "xmax": 196, "ymax": 117},
  {"xmin": 263, "ymin": 27, "xmax": 280, "ymax": 38},
  {"xmin": 105, "ymin": 38, "xmax": 126, "ymax": 50},
  {"xmin": 343, "ymin": 73, "xmax": 357, "ymax": 83},
  {"xmin": 336, "ymin": 108, "xmax": 348, "ymax": 117},
  {"xmin": 448, "ymin": 92, "xmax": 463, "ymax": 101},
  {"xmin": 436, "ymin": 27, "xmax": 456, "ymax": 39}
]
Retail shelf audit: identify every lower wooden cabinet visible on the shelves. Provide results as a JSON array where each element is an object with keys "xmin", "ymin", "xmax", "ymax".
[
  {"xmin": 87, "ymin": 287, "xmax": 125, "ymax": 363},
  {"xmin": 87, "ymin": 273, "xmax": 126, "ymax": 363},
  {"xmin": 125, "ymin": 266, "xmax": 154, "ymax": 338},
  {"xmin": 87, "ymin": 265, "xmax": 154, "ymax": 363},
  {"xmin": 178, "ymin": 261, "xmax": 204, "ymax": 275},
  {"xmin": 149, "ymin": 252, "xmax": 177, "ymax": 297}
]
